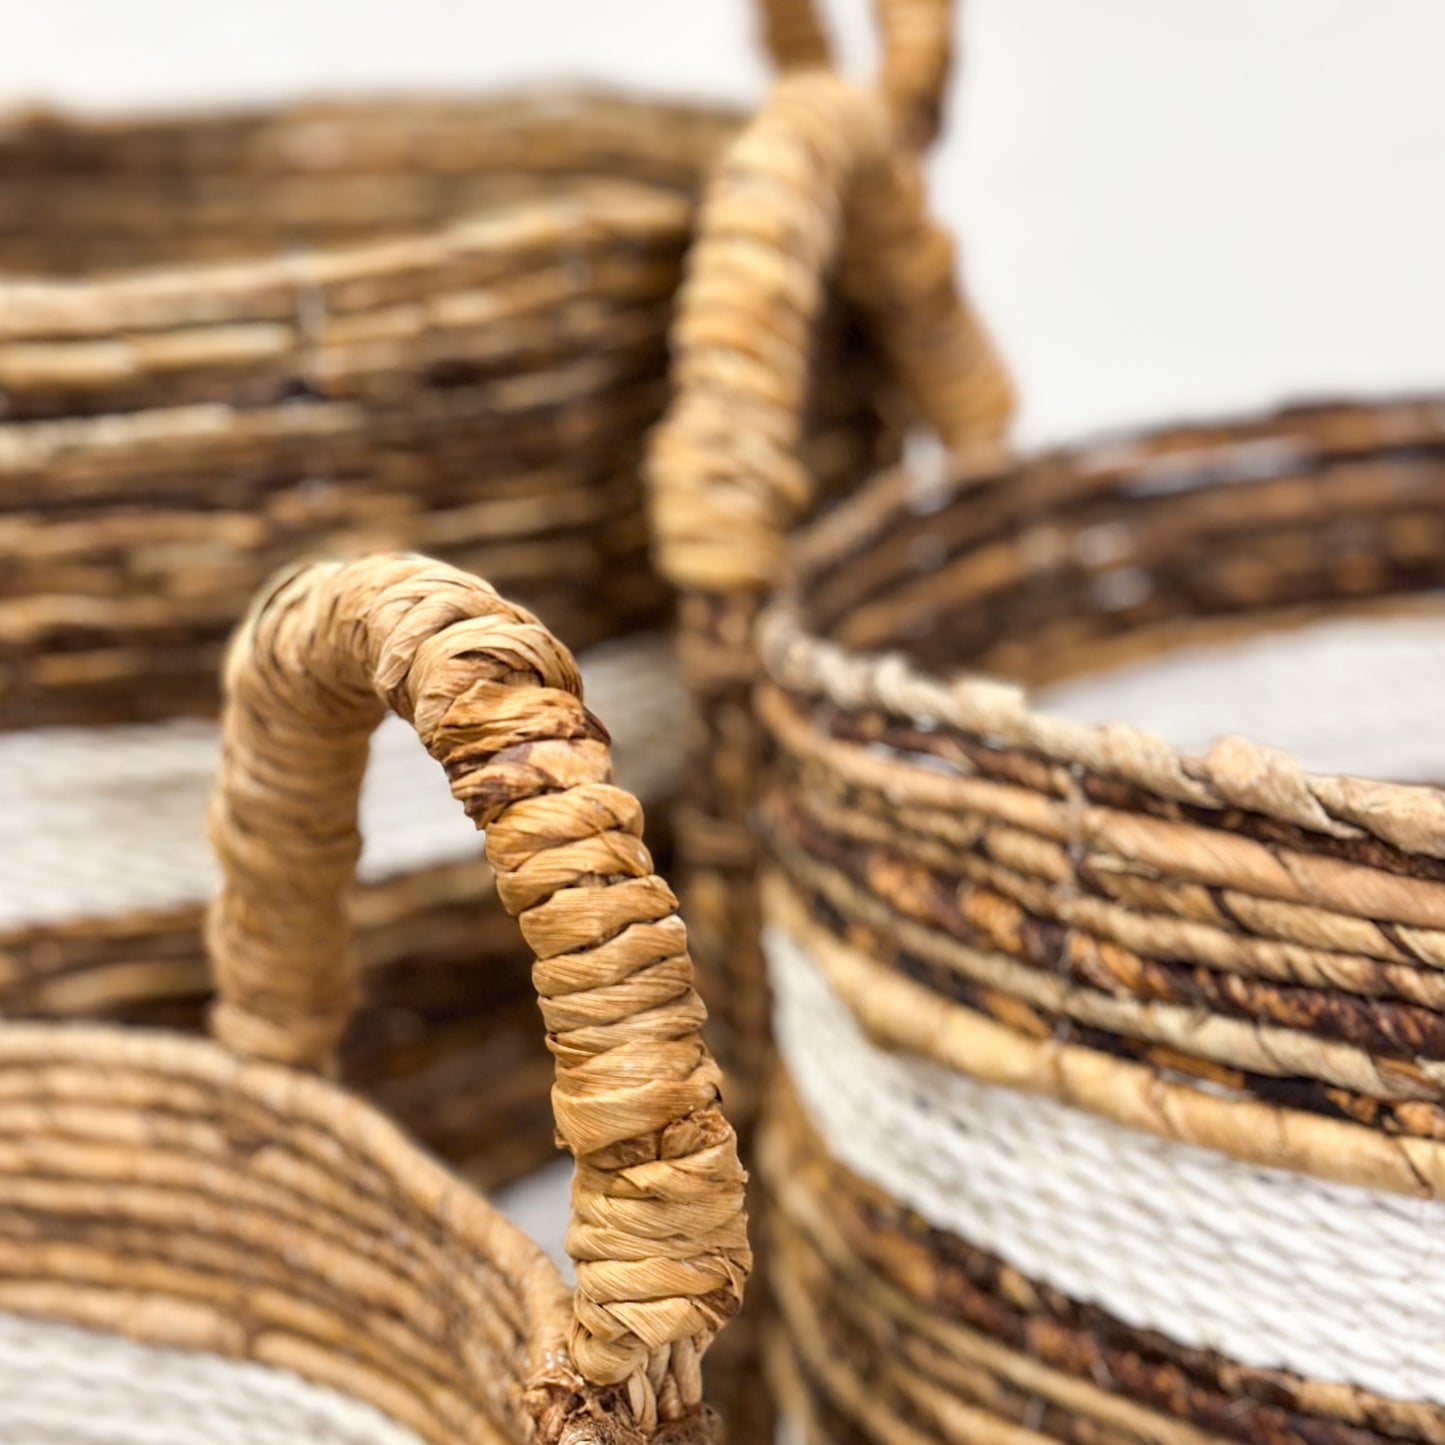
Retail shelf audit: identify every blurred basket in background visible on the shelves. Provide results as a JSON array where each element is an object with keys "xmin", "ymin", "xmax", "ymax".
[
  {"xmin": 0, "ymin": 553, "xmax": 749, "ymax": 1445},
  {"xmin": 0, "ymin": 5, "xmax": 913, "ymax": 1190}
]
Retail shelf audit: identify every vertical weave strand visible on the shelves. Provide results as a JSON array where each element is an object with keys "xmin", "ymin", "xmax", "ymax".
[{"xmin": 207, "ymin": 554, "xmax": 749, "ymax": 1408}]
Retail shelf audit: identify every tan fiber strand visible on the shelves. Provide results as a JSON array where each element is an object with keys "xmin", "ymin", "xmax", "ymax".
[
  {"xmin": 207, "ymin": 556, "xmax": 749, "ymax": 1396},
  {"xmin": 764, "ymin": 873, "xmax": 1445, "ymax": 1198},
  {"xmin": 0, "ymin": 556, "xmax": 748, "ymax": 1445},
  {"xmin": 773, "ymin": 841, "xmax": 1445, "ymax": 1100}
]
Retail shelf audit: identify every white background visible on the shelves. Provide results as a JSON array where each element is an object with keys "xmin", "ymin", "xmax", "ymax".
[{"xmin": 3, "ymin": 0, "xmax": 1443, "ymax": 444}]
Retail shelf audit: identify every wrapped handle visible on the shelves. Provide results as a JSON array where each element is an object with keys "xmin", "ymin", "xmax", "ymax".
[
  {"xmin": 206, "ymin": 554, "xmax": 749, "ymax": 1408},
  {"xmin": 649, "ymin": 70, "xmax": 1012, "ymax": 595},
  {"xmin": 644, "ymin": 73, "xmax": 1011, "ymax": 1130},
  {"xmin": 758, "ymin": 0, "xmax": 956, "ymax": 149}
]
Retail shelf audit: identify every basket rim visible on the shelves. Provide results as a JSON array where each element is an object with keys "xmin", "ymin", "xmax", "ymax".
[
  {"xmin": 0, "ymin": 1016, "xmax": 576, "ymax": 1435},
  {"xmin": 0, "ymin": 88, "xmax": 738, "ymax": 338},
  {"xmin": 0, "ymin": 1015, "xmax": 571, "ymax": 1305},
  {"xmin": 0, "ymin": 87, "xmax": 740, "ymax": 138},
  {"xmin": 760, "ymin": 391, "xmax": 1445, "ymax": 859}
]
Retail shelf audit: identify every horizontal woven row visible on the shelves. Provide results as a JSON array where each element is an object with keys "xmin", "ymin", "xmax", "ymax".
[
  {"xmin": 0, "ymin": 91, "xmax": 894, "ymax": 728},
  {"xmin": 760, "ymin": 398, "xmax": 1445, "ymax": 1131},
  {"xmin": 0, "ymin": 1024, "xmax": 562, "ymax": 1445},
  {"xmin": 753, "ymin": 396, "xmax": 1445, "ymax": 1443},
  {"xmin": 768, "ymin": 913, "xmax": 1445, "ymax": 1429},
  {"xmin": 761, "ymin": 1078, "xmax": 1445, "ymax": 1445}
]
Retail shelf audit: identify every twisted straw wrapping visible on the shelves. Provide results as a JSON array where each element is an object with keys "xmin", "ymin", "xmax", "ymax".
[
  {"xmin": 649, "ymin": 72, "xmax": 1010, "ymax": 598},
  {"xmin": 643, "ymin": 71, "xmax": 1011, "ymax": 1128},
  {"xmin": 206, "ymin": 554, "xmax": 749, "ymax": 1414},
  {"xmin": 756, "ymin": 0, "xmax": 957, "ymax": 150}
]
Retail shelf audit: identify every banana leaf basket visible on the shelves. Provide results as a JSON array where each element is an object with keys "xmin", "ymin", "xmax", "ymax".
[
  {"xmin": 0, "ymin": 552, "xmax": 749, "ymax": 1445},
  {"xmin": 0, "ymin": 0, "xmax": 927, "ymax": 1191},
  {"xmin": 652, "ymin": 60, "xmax": 1445, "ymax": 1445}
]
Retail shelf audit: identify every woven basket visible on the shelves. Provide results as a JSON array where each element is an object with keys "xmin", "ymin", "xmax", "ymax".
[
  {"xmin": 667, "ymin": 195, "xmax": 1445, "ymax": 1438},
  {"xmin": 647, "ymin": 67, "xmax": 1013, "ymax": 1126},
  {"xmin": 750, "ymin": 396, "xmax": 1445, "ymax": 1443},
  {"xmin": 0, "ymin": 1, "xmax": 935, "ymax": 1191},
  {"xmin": 651, "ymin": 50, "xmax": 1445, "ymax": 1445},
  {"xmin": 0, "ymin": 552, "xmax": 749, "ymax": 1445}
]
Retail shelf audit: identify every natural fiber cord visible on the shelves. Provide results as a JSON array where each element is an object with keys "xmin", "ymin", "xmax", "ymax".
[{"xmin": 0, "ymin": 554, "xmax": 748, "ymax": 1444}]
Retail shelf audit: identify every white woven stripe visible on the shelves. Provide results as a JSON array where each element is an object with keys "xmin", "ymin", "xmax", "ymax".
[
  {"xmin": 1036, "ymin": 609, "xmax": 1445, "ymax": 780},
  {"xmin": 768, "ymin": 923, "xmax": 1445, "ymax": 1405},
  {"xmin": 0, "ymin": 1310, "xmax": 429, "ymax": 1444},
  {"xmin": 0, "ymin": 633, "xmax": 682, "ymax": 930}
]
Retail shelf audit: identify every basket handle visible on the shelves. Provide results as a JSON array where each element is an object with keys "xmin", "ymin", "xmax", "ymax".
[
  {"xmin": 758, "ymin": 0, "xmax": 955, "ymax": 149},
  {"xmin": 206, "ymin": 554, "xmax": 749, "ymax": 1407},
  {"xmin": 648, "ymin": 70, "xmax": 1011, "ymax": 595}
]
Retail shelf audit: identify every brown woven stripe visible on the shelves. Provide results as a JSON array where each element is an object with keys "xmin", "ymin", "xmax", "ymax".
[
  {"xmin": 763, "ymin": 1078, "xmax": 1443, "ymax": 1445},
  {"xmin": 764, "ymin": 874, "xmax": 1445, "ymax": 1197}
]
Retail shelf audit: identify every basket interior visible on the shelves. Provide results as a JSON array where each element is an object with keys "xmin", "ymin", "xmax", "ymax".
[
  {"xmin": 0, "ymin": 93, "xmax": 735, "ymax": 276},
  {"xmin": 798, "ymin": 399, "xmax": 1445, "ymax": 782}
]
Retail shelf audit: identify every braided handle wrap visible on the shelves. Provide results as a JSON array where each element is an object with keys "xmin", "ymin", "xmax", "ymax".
[
  {"xmin": 207, "ymin": 554, "xmax": 750, "ymax": 1401},
  {"xmin": 757, "ymin": 0, "xmax": 956, "ymax": 149},
  {"xmin": 648, "ymin": 71, "xmax": 1011, "ymax": 595}
]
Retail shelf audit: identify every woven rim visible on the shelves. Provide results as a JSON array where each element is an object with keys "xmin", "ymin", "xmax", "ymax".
[
  {"xmin": 761, "ymin": 395, "xmax": 1445, "ymax": 856},
  {"xmin": 0, "ymin": 92, "xmax": 739, "ymax": 343}
]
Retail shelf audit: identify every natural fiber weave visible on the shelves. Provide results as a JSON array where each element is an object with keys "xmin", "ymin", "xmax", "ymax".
[
  {"xmin": 769, "ymin": 909, "xmax": 1445, "ymax": 1411},
  {"xmin": 646, "ymin": 67, "xmax": 1011, "ymax": 1125},
  {"xmin": 2, "ymin": 21, "xmax": 914, "ymax": 1220},
  {"xmin": 0, "ymin": 553, "xmax": 748, "ymax": 1444},
  {"xmin": 0, "ymin": 95, "xmax": 706, "ymax": 728},
  {"xmin": 0, "ymin": 75, "xmax": 900, "ymax": 732},
  {"xmin": 0, "ymin": 635, "xmax": 681, "ymax": 1188},
  {"xmin": 747, "ymin": 395, "xmax": 1445, "ymax": 1442}
]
